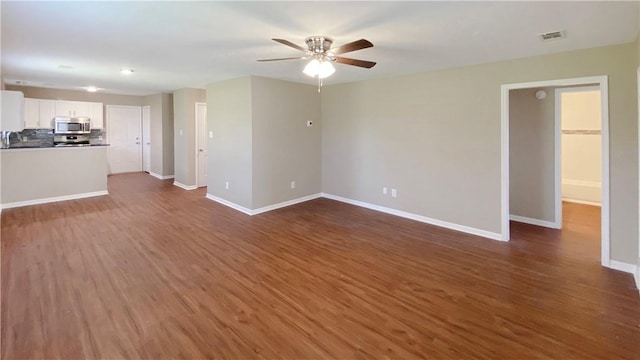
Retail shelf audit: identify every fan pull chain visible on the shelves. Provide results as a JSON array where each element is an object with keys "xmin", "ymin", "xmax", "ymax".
[{"xmin": 318, "ymin": 76, "xmax": 321, "ymax": 93}]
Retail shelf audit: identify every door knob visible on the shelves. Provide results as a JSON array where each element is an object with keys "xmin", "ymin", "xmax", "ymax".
[
  {"xmin": 199, "ymin": 149, "xmax": 204, "ymax": 152},
  {"xmin": 136, "ymin": 142, "xmax": 140, "ymax": 144}
]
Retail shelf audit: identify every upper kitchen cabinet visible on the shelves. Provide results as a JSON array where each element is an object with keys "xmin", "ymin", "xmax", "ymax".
[
  {"xmin": 24, "ymin": 98, "xmax": 40, "ymax": 128},
  {"xmin": 55, "ymin": 100, "xmax": 89, "ymax": 117},
  {"xmin": 23, "ymin": 98, "xmax": 56, "ymax": 128},
  {"xmin": 1, "ymin": 90, "xmax": 25, "ymax": 131},
  {"xmin": 54, "ymin": 100, "xmax": 103, "ymax": 129},
  {"xmin": 88, "ymin": 102, "xmax": 104, "ymax": 129}
]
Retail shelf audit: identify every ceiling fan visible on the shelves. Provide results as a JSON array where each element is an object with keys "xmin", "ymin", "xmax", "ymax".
[{"xmin": 258, "ymin": 36, "xmax": 376, "ymax": 89}]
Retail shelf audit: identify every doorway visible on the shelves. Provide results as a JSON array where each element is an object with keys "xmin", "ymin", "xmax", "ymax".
[
  {"xmin": 556, "ymin": 87, "xmax": 602, "ymax": 219},
  {"xmin": 107, "ymin": 105, "xmax": 142, "ymax": 174},
  {"xmin": 501, "ymin": 76, "xmax": 610, "ymax": 267},
  {"xmin": 142, "ymin": 105, "xmax": 151, "ymax": 173},
  {"xmin": 195, "ymin": 102, "xmax": 208, "ymax": 188}
]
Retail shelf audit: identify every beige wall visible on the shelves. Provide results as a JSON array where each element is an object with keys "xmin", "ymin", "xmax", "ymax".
[
  {"xmin": 142, "ymin": 93, "xmax": 174, "ymax": 177},
  {"xmin": 206, "ymin": 77, "xmax": 253, "ymax": 208},
  {"xmin": 1, "ymin": 147, "xmax": 108, "ymax": 205},
  {"xmin": 251, "ymin": 76, "xmax": 321, "ymax": 208},
  {"xmin": 321, "ymin": 42, "xmax": 638, "ymax": 264},
  {"xmin": 205, "ymin": 76, "xmax": 321, "ymax": 210},
  {"xmin": 5, "ymin": 85, "xmax": 143, "ymax": 107},
  {"xmin": 509, "ymin": 87, "xmax": 556, "ymax": 222},
  {"xmin": 173, "ymin": 88, "xmax": 205, "ymax": 186}
]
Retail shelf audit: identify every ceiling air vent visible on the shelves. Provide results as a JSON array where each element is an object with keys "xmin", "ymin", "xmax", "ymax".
[{"xmin": 538, "ymin": 30, "xmax": 566, "ymax": 42}]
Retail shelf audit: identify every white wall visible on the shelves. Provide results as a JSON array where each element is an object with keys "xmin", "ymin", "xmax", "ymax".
[{"xmin": 561, "ymin": 90, "xmax": 602, "ymax": 205}]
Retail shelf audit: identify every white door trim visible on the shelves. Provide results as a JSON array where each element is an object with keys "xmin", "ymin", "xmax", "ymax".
[
  {"xmin": 500, "ymin": 76, "xmax": 610, "ymax": 268},
  {"xmin": 142, "ymin": 105, "xmax": 151, "ymax": 173},
  {"xmin": 637, "ymin": 66, "xmax": 640, "ymax": 290},
  {"xmin": 195, "ymin": 102, "xmax": 207, "ymax": 187},
  {"xmin": 554, "ymin": 85, "xmax": 601, "ymax": 229}
]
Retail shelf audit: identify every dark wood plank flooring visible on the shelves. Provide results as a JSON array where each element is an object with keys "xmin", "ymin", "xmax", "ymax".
[{"xmin": 2, "ymin": 173, "xmax": 638, "ymax": 359}]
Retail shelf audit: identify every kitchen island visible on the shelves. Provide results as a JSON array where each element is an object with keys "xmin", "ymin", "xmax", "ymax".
[{"xmin": 1, "ymin": 145, "xmax": 109, "ymax": 209}]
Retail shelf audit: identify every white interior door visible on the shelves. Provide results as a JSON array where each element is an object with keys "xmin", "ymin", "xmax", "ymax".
[
  {"xmin": 142, "ymin": 106, "xmax": 151, "ymax": 173},
  {"xmin": 107, "ymin": 105, "xmax": 142, "ymax": 174},
  {"xmin": 196, "ymin": 103, "xmax": 207, "ymax": 187}
]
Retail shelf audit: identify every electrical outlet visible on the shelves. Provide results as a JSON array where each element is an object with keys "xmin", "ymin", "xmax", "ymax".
[
  {"xmin": 391, "ymin": 189, "xmax": 397, "ymax": 198},
  {"xmin": 179, "ymin": 129, "xmax": 183, "ymax": 136},
  {"xmin": 290, "ymin": 181, "xmax": 296, "ymax": 189},
  {"xmin": 306, "ymin": 120, "xmax": 313, "ymax": 127},
  {"xmin": 209, "ymin": 131, "xmax": 213, "ymax": 138},
  {"xmin": 383, "ymin": 187, "xmax": 387, "ymax": 195},
  {"xmin": 225, "ymin": 181, "xmax": 229, "ymax": 190}
]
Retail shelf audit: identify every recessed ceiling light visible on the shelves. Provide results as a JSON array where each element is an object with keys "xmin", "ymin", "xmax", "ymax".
[
  {"xmin": 58, "ymin": 65, "xmax": 74, "ymax": 70},
  {"xmin": 86, "ymin": 86, "xmax": 98, "ymax": 92},
  {"xmin": 120, "ymin": 68, "xmax": 134, "ymax": 75}
]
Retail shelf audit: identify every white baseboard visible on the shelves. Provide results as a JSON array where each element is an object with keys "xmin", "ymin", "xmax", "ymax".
[
  {"xmin": 509, "ymin": 214, "xmax": 560, "ymax": 229},
  {"xmin": 150, "ymin": 172, "xmax": 174, "ymax": 180},
  {"xmin": 1, "ymin": 190, "xmax": 109, "ymax": 210},
  {"xmin": 608, "ymin": 260, "xmax": 639, "ymax": 291},
  {"xmin": 608, "ymin": 260, "xmax": 638, "ymax": 275},
  {"xmin": 173, "ymin": 181, "xmax": 197, "ymax": 190},
  {"xmin": 205, "ymin": 194, "xmax": 253, "ymax": 215},
  {"xmin": 321, "ymin": 193, "xmax": 503, "ymax": 241},
  {"xmin": 252, "ymin": 193, "xmax": 322, "ymax": 215},
  {"xmin": 637, "ymin": 257, "xmax": 640, "ymax": 292},
  {"xmin": 205, "ymin": 193, "xmax": 322, "ymax": 216},
  {"xmin": 562, "ymin": 179, "xmax": 601, "ymax": 205},
  {"xmin": 562, "ymin": 198, "xmax": 601, "ymax": 207}
]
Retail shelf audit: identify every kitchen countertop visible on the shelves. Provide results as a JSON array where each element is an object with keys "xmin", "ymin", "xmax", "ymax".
[{"xmin": 1, "ymin": 144, "xmax": 110, "ymax": 151}]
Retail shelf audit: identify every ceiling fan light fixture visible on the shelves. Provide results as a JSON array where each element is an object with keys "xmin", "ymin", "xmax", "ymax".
[
  {"xmin": 318, "ymin": 61, "xmax": 335, "ymax": 79},
  {"xmin": 303, "ymin": 59, "xmax": 320, "ymax": 77},
  {"xmin": 303, "ymin": 59, "xmax": 335, "ymax": 79}
]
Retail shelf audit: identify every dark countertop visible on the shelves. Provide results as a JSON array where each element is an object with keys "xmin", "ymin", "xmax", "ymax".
[{"xmin": 1, "ymin": 144, "xmax": 110, "ymax": 150}]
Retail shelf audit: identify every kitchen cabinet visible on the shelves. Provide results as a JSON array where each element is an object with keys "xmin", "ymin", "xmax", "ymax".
[
  {"xmin": 23, "ymin": 98, "xmax": 56, "ymax": 129},
  {"xmin": 0, "ymin": 90, "xmax": 25, "ymax": 131},
  {"xmin": 55, "ymin": 100, "xmax": 89, "ymax": 117},
  {"xmin": 24, "ymin": 98, "xmax": 40, "ymax": 128},
  {"xmin": 39, "ymin": 100, "xmax": 56, "ymax": 128},
  {"xmin": 55, "ymin": 100, "xmax": 103, "ymax": 129},
  {"xmin": 88, "ymin": 102, "xmax": 104, "ymax": 129}
]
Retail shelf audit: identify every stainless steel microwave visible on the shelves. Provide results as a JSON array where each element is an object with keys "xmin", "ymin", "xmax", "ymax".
[{"xmin": 53, "ymin": 116, "xmax": 91, "ymax": 134}]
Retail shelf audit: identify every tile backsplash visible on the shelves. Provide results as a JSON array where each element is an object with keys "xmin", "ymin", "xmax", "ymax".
[{"xmin": 7, "ymin": 128, "xmax": 107, "ymax": 148}]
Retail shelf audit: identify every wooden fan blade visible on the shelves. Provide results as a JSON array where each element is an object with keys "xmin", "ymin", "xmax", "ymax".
[
  {"xmin": 331, "ymin": 39, "xmax": 373, "ymax": 55},
  {"xmin": 272, "ymin": 38, "xmax": 307, "ymax": 52},
  {"xmin": 334, "ymin": 57, "xmax": 376, "ymax": 69},
  {"xmin": 257, "ymin": 57, "xmax": 306, "ymax": 62}
]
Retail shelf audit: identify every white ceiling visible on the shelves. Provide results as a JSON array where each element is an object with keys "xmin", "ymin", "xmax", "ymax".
[{"xmin": 1, "ymin": 1, "xmax": 638, "ymax": 96}]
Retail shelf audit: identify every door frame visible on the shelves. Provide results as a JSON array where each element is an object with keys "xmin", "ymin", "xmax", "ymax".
[
  {"xmin": 500, "ymin": 75, "xmax": 610, "ymax": 267},
  {"xmin": 554, "ymin": 85, "xmax": 602, "ymax": 228},
  {"xmin": 194, "ymin": 102, "xmax": 207, "ymax": 187},
  {"xmin": 637, "ymin": 67, "xmax": 640, "ymax": 289},
  {"xmin": 142, "ymin": 105, "xmax": 151, "ymax": 173}
]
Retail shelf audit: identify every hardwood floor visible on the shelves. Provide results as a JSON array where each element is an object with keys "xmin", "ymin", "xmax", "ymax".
[{"xmin": 2, "ymin": 173, "xmax": 638, "ymax": 359}]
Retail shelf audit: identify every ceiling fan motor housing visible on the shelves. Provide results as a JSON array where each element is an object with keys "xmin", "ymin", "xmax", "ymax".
[{"xmin": 306, "ymin": 36, "xmax": 333, "ymax": 54}]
